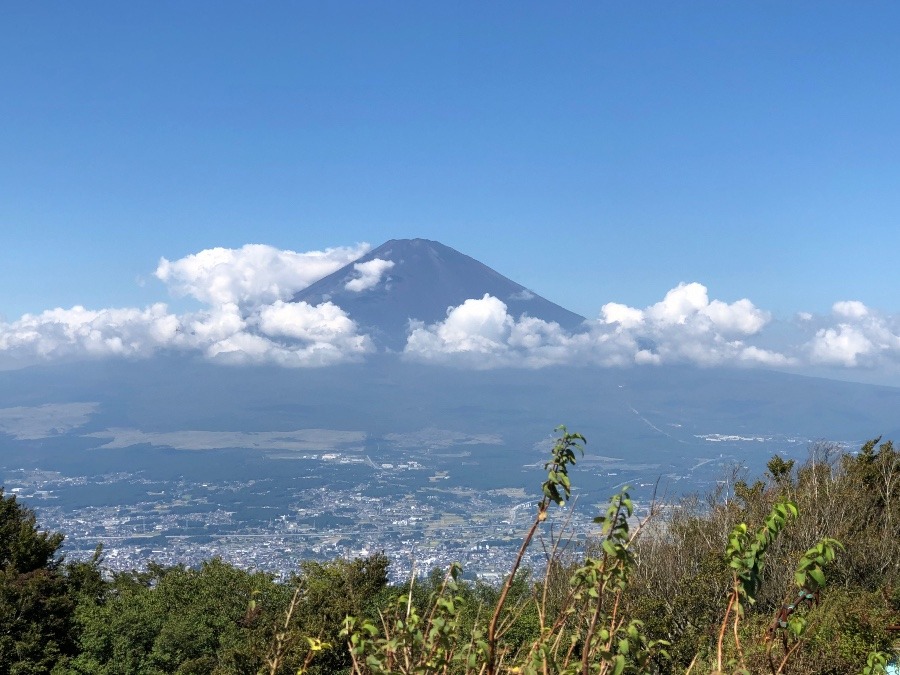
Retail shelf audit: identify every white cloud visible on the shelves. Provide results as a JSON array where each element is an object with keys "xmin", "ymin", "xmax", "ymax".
[
  {"xmin": 646, "ymin": 282, "xmax": 710, "ymax": 326},
  {"xmin": 247, "ymin": 300, "xmax": 373, "ymax": 366},
  {"xmin": 188, "ymin": 302, "xmax": 245, "ymax": 343},
  {"xmin": 1, "ymin": 243, "xmax": 374, "ymax": 369},
  {"xmin": 434, "ymin": 294, "xmax": 512, "ymax": 351},
  {"xmin": 404, "ymin": 284, "xmax": 786, "ymax": 369},
  {"xmin": 406, "ymin": 295, "xmax": 579, "ymax": 368},
  {"xmin": 739, "ymin": 345, "xmax": 795, "ymax": 367},
  {"xmin": 702, "ymin": 298, "xmax": 769, "ymax": 334},
  {"xmin": 634, "ymin": 349, "xmax": 661, "ymax": 365},
  {"xmin": 202, "ymin": 329, "xmax": 371, "ymax": 368},
  {"xmin": 805, "ymin": 308, "xmax": 900, "ymax": 369},
  {"xmin": 0, "ymin": 303, "xmax": 186, "ymax": 361},
  {"xmin": 809, "ymin": 325, "xmax": 873, "ymax": 367},
  {"xmin": 405, "ymin": 297, "xmax": 507, "ymax": 365},
  {"xmin": 184, "ymin": 295, "xmax": 373, "ymax": 368},
  {"xmin": 601, "ymin": 303, "xmax": 644, "ymax": 329},
  {"xmin": 832, "ymin": 300, "xmax": 869, "ymax": 319},
  {"xmin": 258, "ymin": 300, "xmax": 358, "ymax": 341},
  {"xmin": 155, "ymin": 243, "xmax": 369, "ymax": 306},
  {"xmin": 595, "ymin": 284, "xmax": 777, "ymax": 367},
  {"xmin": 602, "ymin": 284, "xmax": 769, "ymax": 337},
  {"xmin": 204, "ymin": 330, "xmax": 274, "ymax": 362},
  {"xmin": 405, "ymin": 295, "xmax": 632, "ymax": 368},
  {"xmin": 639, "ymin": 283, "xmax": 769, "ymax": 335},
  {"xmin": 344, "ymin": 258, "xmax": 395, "ymax": 292},
  {"xmin": 0, "ymin": 298, "xmax": 374, "ymax": 369}
]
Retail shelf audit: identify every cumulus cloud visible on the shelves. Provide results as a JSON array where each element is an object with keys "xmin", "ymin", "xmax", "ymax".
[
  {"xmin": 0, "ymin": 304, "xmax": 185, "ymax": 361},
  {"xmin": 429, "ymin": 295, "xmax": 512, "ymax": 351},
  {"xmin": 405, "ymin": 284, "xmax": 790, "ymax": 369},
  {"xmin": 703, "ymin": 298, "xmax": 770, "ymax": 334},
  {"xmin": 344, "ymin": 258, "xmax": 395, "ymax": 292},
  {"xmin": 639, "ymin": 283, "xmax": 770, "ymax": 335},
  {"xmin": 804, "ymin": 302, "xmax": 900, "ymax": 368},
  {"xmin": 832, "ymin": 300, "xmax": 869, "ymax": 319},
  {"xmin": 1, "ymin": 244, "xmax": 374, "ymax": 369},
  {"xmin": 405, "ymin": 294, "xmax": 631, "ymax": 368},
  {"xmin": 601, "ymin": 303, "xmax": 644, "ymax": 330},
  {"xmin": 248, "ymin": 300, "xmax": 373, "ymax": 366},
  {"xmin": 155, "ymin": 243, "xmax": 369, "ymax": 306},
  {"xmin": 598, "ymin": 285, "xmax": 777, "ymax": 366},
  {"xmin": 809, "ymin": 325, "xmax": 873, "ymax": 367},
  {"xmin": 405, "ymin": 295, "xmax": 587, "ymax": 368},
  {"xmin": 596, "ymin": 284, "xmax": 778, "ymax": 367},
  {"xmin": 644, "ymin": 282, "xmax": 710, "ymax": 326},
  {"xmin": 258, "ymin": 300, "xmax": 359, "ymax": 341}
]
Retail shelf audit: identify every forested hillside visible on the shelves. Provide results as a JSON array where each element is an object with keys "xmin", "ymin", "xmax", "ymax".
[{"xmin": 1, "ymin": 430, "xmax": 897, "ymax": 674}]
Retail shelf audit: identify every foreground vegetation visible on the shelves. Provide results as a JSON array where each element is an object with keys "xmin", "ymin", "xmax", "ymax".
[{"xmin": 1, "ymin": 430, "xmax": 897, "ymax": 674}]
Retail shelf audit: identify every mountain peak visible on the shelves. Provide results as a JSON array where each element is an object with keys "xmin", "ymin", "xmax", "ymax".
[{"xmin": 293, "ymin": 239, "xmax": 586, "ymax": 349}]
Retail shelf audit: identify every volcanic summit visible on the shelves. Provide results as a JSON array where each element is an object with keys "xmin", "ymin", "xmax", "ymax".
[{"xmin": 293, "ymin": 238, "xmax": 586, "ymax": 349}]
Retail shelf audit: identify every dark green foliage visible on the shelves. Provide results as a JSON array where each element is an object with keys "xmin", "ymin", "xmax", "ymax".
[
  {"xmin": 0, "ymin": 488, "xmax": 102, "ymax": 675},
  {"xmin": 289, "ymin": 553, "xmax": 390, "ymax": 674},
  {"xmin": 782, "ymin": 589, "xmax": 896, "ymax": 675},
  {"xmin": 68, "ymin": 553, "xmax": 389, "ymax": 675},
  {"xmin": 70, "ymin": 558, "xmax": 287, "ymax": 674},
  {"xmin": 766, "ymin": 456, "xmax": 795, "ymax": 485},
  {"xmin": 0, "ymin": 490, "xmax": 64, "ymax": 574}
]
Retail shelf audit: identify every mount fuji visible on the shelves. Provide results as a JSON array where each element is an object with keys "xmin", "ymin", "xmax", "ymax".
[{"xmin": 293, "ymin": 238, "xmax": 587, "ymax": 349}]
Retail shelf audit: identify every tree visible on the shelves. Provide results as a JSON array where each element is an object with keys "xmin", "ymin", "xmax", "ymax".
[
  {"xmin": 0, "ymin": 488, "xmax": 75, "ymax": 674},
  {"xmin": 290, "ymin": 553, "xmax": 391, "ymax": 674},
  {"xmin": 71, "ymin": 558, "xmax": 288, "ymax": 674}
]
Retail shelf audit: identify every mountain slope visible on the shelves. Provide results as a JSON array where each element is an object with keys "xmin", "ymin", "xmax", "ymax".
[{"xmin": 293, "ymin": 238, "xmax": 587, "ymax": 349}]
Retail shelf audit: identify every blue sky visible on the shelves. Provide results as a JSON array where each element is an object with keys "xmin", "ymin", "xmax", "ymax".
[{"xmin": 2, "ymin": 2, "xmax": 900, "ymax": 379}]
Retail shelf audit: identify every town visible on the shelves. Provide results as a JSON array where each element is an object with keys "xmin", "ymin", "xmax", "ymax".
[{"xmin": 3, "ymin": 452, "xmax": 659, "ymax": 583}]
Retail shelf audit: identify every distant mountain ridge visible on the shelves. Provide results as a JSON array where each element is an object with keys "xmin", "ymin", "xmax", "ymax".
[{"xmin": 293, "ymin": 238, "xmax": 587, "ymax": 349}]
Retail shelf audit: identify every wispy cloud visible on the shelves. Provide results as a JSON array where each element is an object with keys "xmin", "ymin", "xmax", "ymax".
[{"xmin": 344, "ymin": 258, "xmax": 395, "ymax": 292}]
